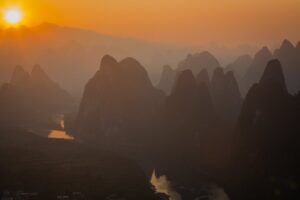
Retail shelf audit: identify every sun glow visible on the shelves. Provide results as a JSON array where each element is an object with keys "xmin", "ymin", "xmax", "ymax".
[{"xmin": 3, "ymin": 8, "xmax": 23, "ymax": 25}]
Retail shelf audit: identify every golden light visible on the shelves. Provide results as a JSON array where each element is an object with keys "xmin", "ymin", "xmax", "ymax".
[{"xmin": 3, "ymin": 8, "xmax": 23, "ymax": 25}]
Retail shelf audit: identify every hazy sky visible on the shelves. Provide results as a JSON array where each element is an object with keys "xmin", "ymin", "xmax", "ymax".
[{"xmin": 0, "ymin": 0, "xmax": 300, "ymax": 46}]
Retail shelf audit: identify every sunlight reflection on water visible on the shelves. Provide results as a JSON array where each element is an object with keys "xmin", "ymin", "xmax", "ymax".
[{"xmin": 48, "ymin": 130, "xmax": 74, "ymax": 140}]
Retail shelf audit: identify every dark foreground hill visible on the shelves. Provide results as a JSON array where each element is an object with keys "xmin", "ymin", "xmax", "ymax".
[
  {"xmin": 0, "ymin": 128, "xmax": 159, "ymax": 200},
  {"xmin": 228, "ymin": 59, "xmax": 300, "ymax": 200}
]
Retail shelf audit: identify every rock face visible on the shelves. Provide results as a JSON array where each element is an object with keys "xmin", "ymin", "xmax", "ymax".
[
  {"xmin": 0, "ymin": 128, "xmax": 159, "ymax": 200},
  {"xmin": 241, "ymin": 47, "xmax": 273, "ymax": 95},
  {"xmin": 76, "ymin": 55, "xmax": 164, "ymax": 146},
  {"xmin": 157, "ymin": 65, "xmax": 176, "ymax": 95},
  {"xmin": 0, "ymin": 65, "xmax": 72, "ymax": 126},
  {"xmin": 230, "ymin": 59, "xmax": 300, "ymax": 200},
  {"xmin": 210, "ymin": 68, "xmax": 243, "ymax": 124}
]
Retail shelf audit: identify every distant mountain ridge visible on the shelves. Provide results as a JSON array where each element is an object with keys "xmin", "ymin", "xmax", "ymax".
[
  {"xmin": 241, "ymin": 39, "xmax": 300, "ymax": 95},
  {"xmin": 0, "ymin": 22, "xmax": 189, "ymax": 97},
  {"xmin": 0, "ymin": 65, "xmax": 73, "ymax": 126}
]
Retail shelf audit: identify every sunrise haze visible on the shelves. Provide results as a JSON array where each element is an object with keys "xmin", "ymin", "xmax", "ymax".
[{"xmin": 0, "ymin": 0, "xmax": 299, "ymax": 46}]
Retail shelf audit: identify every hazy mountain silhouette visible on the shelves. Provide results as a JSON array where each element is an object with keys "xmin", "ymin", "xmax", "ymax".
[
  {"xmin": 75, "ymin": 55, "xmax": 164, "ymax": 147},
  {"xmin": 225, "ymin": 54, "xmax": 252, "ymax": 82},
  {"xmin": 210, "ymin": 68, "xmax": 243, "ymax": 124},
  {"xmin": 0, "ymin": 23, "xmax": 189, "ymax": 97},
  {"xmin": 241, "ymin": 39, "xmax": 300, "ymax": 95},
  {"xmin": 259, "ymin": 59, "xmax": 287, "ymax": 90},
  {"xmin": 166, "ymin": 69, "xmax": 217, "ymax": 132},
  {"xmin": 177, "ymin": 51, "xmax": 221, "ymax": 76},
  {"xmin": 157, "ymin": 51, "xmax": 221, "ymax": 94},
  {"xmin": 156, "ymin": 65, "xmax": 176, "ymax": 95},
  {"xmin": 0, "ymin": 127, "xmax": 159, "ymax": 200},
  {"xmin": 241, "ymin": 46, "xmax": 273, "ymax": 95},
  {"xmin": 10, "ymin": 65, "xmax": 31, "ymax": 86},
  {"xmin": 273, "ymin": 39, "xmax": 300, "ymax": 94},
  {"xmin": 0, "ymin": 65, "xmax": 73, "ymax": 127},
  {"xmin": 230, "ymin": 59, "xmax": 300, "ymax": 200}
]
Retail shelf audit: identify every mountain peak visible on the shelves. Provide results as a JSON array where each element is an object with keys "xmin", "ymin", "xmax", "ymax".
[
  {"xmin": 119, "ymin": 57, "xmax": 153, "ymax": 89},
  {"xmin": 119, "ymin": 57, "xmax": 142, "ymax": 67},
  {"xmin": 101, "ymin": 55, "xmax": 117, "ymax": 68},
  {"xmin": 172, "ymin": 69, "xmax": 197, "ymax": 94},
  {"xmin": 31, "ymin": 64, "xmax": 55, "ymax": 86},
  {"xmin": 31, "ymin": 65, "xmax": 49, "ymax": 79},
  {"xmin": 255, "ymin": 46, "xmax": 272, "ymax": 59},
  {"xmin": 31, "ymin": 64, "xmax": 45, "ymax": 75},
  {"xmin": 10, "ymin": 65, "xmax": 30, "ymax": 86},
  {"xmin": 198, "ymin": 51, "xmax": 215, "ymax": 58},
  {"xmin": 259, "ymin": 59, "xmax": 287, "ymax": 90},
  {"xmin": 280, "ymin": 39, "xmax": 295, "ymax": 50}
]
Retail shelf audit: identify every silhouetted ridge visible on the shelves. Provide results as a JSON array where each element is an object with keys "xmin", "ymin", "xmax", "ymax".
[
  {"xmin": 157, "ymin": 51, "xmax": 221, "ymax": 95},
  {"xmin": 225, "ymin": 54, "xmax": 252, "ymax": 82},
  {"xmin": 256, "ymin": 46, "xmax": 272, "ymax": 59},
  {"xmin": 119, "ymin": 57, "xmax": 153, "ymax": 88},
  {"xmin": 31, "ymin": 64, "xmax": 56, "ymax": 86},
  {"xmin": 273, "ymin": 40, "xmax": 300, "ymax": 94},
  {"xmin": 100, "ymin": 54, "xmax": 119, "ymax": 72},
  {"xmin": 177, "ymin": 51, "xmax": 221, "ymax": 76},
  {"xmin": 280, "ymin": 39, "xmax": 295, "ymax": 50},
  {"xmin": 172, "ymin": 69, "xmax": 197, "ymax": 95},
  {"xmin": 76, "ymin": 55, "xmax": 164, "ymax": 147},
  {"xmin": 241, "ymin": 46, "xmax": 273, "ymax": 95},
  {"xmin": 259, "ymin": 59, "xmax": 287, "ymax": 90}
]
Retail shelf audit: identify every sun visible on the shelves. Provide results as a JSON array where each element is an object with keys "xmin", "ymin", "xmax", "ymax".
[{"xmin": 3, "ymin": 8, "xmax": 23, "ymax": 25}]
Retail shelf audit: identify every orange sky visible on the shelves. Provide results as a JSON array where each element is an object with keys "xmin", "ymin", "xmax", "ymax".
[{"xmin": 0, "ymin": 0, "xmax": 300, "ymax": 46}]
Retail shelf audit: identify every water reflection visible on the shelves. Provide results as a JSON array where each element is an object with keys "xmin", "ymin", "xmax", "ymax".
[
  {"xmin": 48, "ymin": 114, "xmax": 74, "ymax": 140},
  {"xmin": 151, "ymin": 170, "xmax": 182, "ymax": 200},
  {"xmin": 150, "ymin": 170, "xmax": 230, "ymax": 200},
  {"xmin": 48, "ymin": 130, "xmax": 74, "ymax": 140}
]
